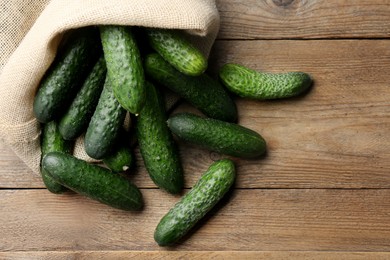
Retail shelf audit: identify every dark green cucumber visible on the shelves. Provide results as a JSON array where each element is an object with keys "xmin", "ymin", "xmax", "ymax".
[
  {"xmin": 219, "ymin": 63, "xmax": 312, "ymax": 99},
  {"xmin": 58, "ymin": 56, "xmax": 107, "ymax": 140},
  {"xmin": 136, "ymin": 82, "xmax": 183, "ymax": 194},
  {"xmin": 84, "ymin": 77, "xmax": 126, "ymax": 159},
  {"xmin": 33, "ymin": 27, "xmax": 100, "ymax": 123},
  {"xmin": 145, "ymin": 28, "xmax": 207, "ymax": 76},
  {"xmin": 154, "ymin": 159, "xmax": 236, "ymax": 246},
  {"xmin": 167, "ymin": 113, "xmax": 266, "ymax": 158},
  {"xmin": 102, "ymin": 137, "xmax": 134, "ymax": 172},
  {"xmin": 100, "ymin": 26, "xmax": 145, "ymax": 114},
  {"xmin": 42, "ymin": 152, "xmax": 143, "ymax": 211},
  {"xmin": 40, "ymin": 121, "xmax": 73, "ymax": 194},
  {"xmin": 145, "ymin": 53, "xmax": 237, "ymax": 122}
]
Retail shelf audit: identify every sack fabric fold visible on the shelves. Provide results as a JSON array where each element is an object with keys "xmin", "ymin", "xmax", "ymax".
[{"xmin": 0, "ymin": 0, "xmax": 220, "ymax": 175}]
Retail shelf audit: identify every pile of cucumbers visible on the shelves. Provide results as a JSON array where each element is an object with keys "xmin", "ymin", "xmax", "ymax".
[{"xmin": 35, "ymin": 26, "xmax": 312, "ymax": 246}]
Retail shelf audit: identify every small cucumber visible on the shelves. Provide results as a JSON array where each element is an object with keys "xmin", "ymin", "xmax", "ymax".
[
  {"xmin": 219, "ymin": 63, "xmax": 312, "ymax": 99},
  {"xmin": 42, "ymin": 152, "xmax": 143, "ymax": 211},
  {"xmin": 145, "ymin": 28, "xmax": 207, "ymax": 76},
  {"xmin": 33, "ymin": 27, "xmax": 100, "ymax": 123},
  {"xmin": 136, "ymin": 82, "xmax": 183, "ymax": 194},
  {"xmin": 144, "ymin": 53, "xmax": 237, "ymax": 122},
  {"xmin": 154, "ymin": 159, "xmax": 236, "ymax": 246},
  {"xmin": 84, "ymin": 77, "xmax": 126, "ymax": 159},
  {"xmin": 102, "ymin": 136, "xmax": 134, "ymax": 172},
  {"xmin": 40, "ymin": 121, "xmax": 73, "ymax": 194},
  {"xmin": 167, "ymin": 113, "xmax": 266, "ymax": 159},
  {"xmin": 58, "ymin": 56, "xmax": 107, "ymax": 140},
  {"xmin": 100, "ymin": 26, "xmax": 145, "ymax": 114}
]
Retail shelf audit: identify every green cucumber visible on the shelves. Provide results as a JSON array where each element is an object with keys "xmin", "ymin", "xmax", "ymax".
[
  {"xmin": 154, "ymin": 159, "xmax": 236, "ymax": 246},
  {"xmin": 100, "ymin": 26, "xmax": 145, "ymax": 114},
  {"xmin": 33, "ymin": 27, "xmax": 100, "ymax": 123},
  {"xmin": 145, "ymin": 53, "xmax": 237, "ymax": 122},
  {"xmin": 42, "ymin": 152, "xmax": 143, "ymax": 211},
  {"xmin": 102, "ymin": 136, "xmax": 134, "ymax": 172},
  {"xmin": 84, "ymin": 77, "xmax": 126, "ymax": 159},
  {"xmin": 136, "ymin": 82, "xmax": 183, "ymax": 194},
  {"xmin": 58, "ymin": 56, "xmax": 107, "ymax": 140},
  {"xmin": 167, "ymin": 113, "xmax": 266, "ymax": 159},
  {"xmin": 219, "ymin": 63, "xmax": 312, "ymax": 99},
  {"xmin": 40, "ymin": 121, "xmax": 73, "ymax": 194},
  {"xmin": 145, "ymin": 28, "xmax": 207, "ymax": 76}
]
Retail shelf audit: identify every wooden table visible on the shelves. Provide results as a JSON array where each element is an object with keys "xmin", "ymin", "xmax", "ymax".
[{"xmin": 1, "ymin": 1, "xmax": 390, "ymax": 259}]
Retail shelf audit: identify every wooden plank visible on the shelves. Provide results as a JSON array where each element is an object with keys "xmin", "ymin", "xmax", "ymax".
[
  {"xmin": 216, "ymin": 0, "xmax": 390, "ymax": 39},
  {"xmin": 1, "ymin": 39, "xmax": 389, "ymax": 189},
  {"xmin": 2, "ymin": 251, "xmax": 390, "ymax": 260},
  {"xmin": 1, "ymin": 189, "xmax": 390, "ymax": 251},
  {"xmin": 0, "ymin": 142, "xmax": 43, "ymax": 188}
]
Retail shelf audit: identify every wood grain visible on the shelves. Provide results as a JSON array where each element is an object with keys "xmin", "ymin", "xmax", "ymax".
[
  {"xmin": 2, "ymin": 251, "xmax": 390, "ymax": 260},
  {"xmin": 1, "ymin": 39, "xmax": 389, "ymax": 189},
  {"xmin": 1, "ymin": 189, "xmax": 390, "ymax": 252},
  {"xmin": 1, "ymin": 1, "xmax": 390, "ymax": 257},
  {"xmin": 216, "ymin": 0, "xmax": 390, "ymax": 39}
]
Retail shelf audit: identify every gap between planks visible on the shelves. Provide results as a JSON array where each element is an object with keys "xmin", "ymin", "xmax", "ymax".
[{"xmin": 1, "ymin": 251, "xmax": 390, "ymax": 260}]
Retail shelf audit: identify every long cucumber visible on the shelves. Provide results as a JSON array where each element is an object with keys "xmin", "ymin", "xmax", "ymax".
[
  {"xmin": 42, "ymin": 151, "xmax": 143, "ymax": 211},
  {"xmin": 154, "ymin": 159, "xmax": 236, "ymax": 246}
]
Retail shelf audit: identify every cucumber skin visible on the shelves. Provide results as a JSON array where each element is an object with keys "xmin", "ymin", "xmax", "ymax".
[
  {"xmin": 33, "ymin": 28, "xmax": 100, "ymax": 123},
  {"xmin": 40, "ymin": 121, "xmax": 73, "ymax": 194},
  {"xmin": 102, "ymin": 140, "xmax": 134, "ymax": 172},
  {"xmin": 167, "ymin": 113, "xmax": 266, "ymax": 159},
  {"xmin": 136, "ymin": 82, "xmax": 184, "ymax": 194},
  {"xmin": 84, "ymin": 77, "xmax": 126, "ymax": 159},
  {"xmin": 58, "ymin": 56, "xmax": 107, "ymax": 140},
  {"xmin": 42, "ymin": 152, "xmax": 143, "ymax": 211},
  {"xmin": 145, "ymin": 28, "xmax": 207, "ymax": 76},
  {"xmin": 145, "ymin": 53, "xmax": 237, "ymax": 122},
  {"xmin": 154, "ymin": 159, "xmax": 236, "ymax": 246},
  {"xmin": 100, "ymin": 26, "xmax": 145, "ymax": 114},
  {"xmin": 219, "ymin": 63, "xmax": 312, "ymax": 99}
]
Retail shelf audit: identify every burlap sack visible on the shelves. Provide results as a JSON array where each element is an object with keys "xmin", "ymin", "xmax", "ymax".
[{"xmin": 0, "ymin": 0, "xmax": 220, "ymax": 175}]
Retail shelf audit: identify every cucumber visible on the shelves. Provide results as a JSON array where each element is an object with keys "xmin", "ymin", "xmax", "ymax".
[
  {"xmin": 42, "ymin": 151, "xmax": 143, "ymax": 211},
  {"xmin": 33, "ymin": 27, "xmax": 100, "ymax": 123},
  {"xmin": 167, "ymin": 113, "xmax": 266, "ymax": 159},
  {"xmin": 40, "ymin": 121, "xmax": 73, "ymax": 194},
  {"xmin": 136, "ymin": 82, "xmax": 183, "ymax": 194},
  {"xmin": 58, "ymin": 56, "xmax": 107, "ymax": 140},
  {"xmin": 100, "ymin": 26, "xmax": 145, "ymax": 114},
  {"xmin": 145, "ymin": 28, "xmax": 207, "ymax": 76},
  {"xmin": 84, "ymin": 77, "xmax": 126, "ymax": 159},
  {"xmin": 219, "ymin": 63, "xmax": 312, "ymax": 99},
  {"xmin": 144, "ymin": 53, "xmax": 237, "ymax": 122},
  {"xmin": 154, "ymin": 159, "xmax": 236, "ymax": 246},
  {"xmin": 102, "ymin": 135, "xmax": 134, "ymax": 172}
]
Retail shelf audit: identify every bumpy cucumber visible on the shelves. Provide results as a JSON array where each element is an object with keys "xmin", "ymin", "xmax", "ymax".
[
  {"xmin": 154, "ymin": 159, "xmax": 236, "ymax": 246},
  {"xmin": 102, "ymin": 136, "xmax": 134, "ymax": 172},
  {"xmin": 33, "ymin": 27, "xmax": 100, "ymax": 123},
  {"xmin": 58, "ymin": 56, "xmax": 106, "ymax": 140},
  {"xmin": 167, "ymin": 113, "xmax": 266, "ymax": 158},
  {"xmin": 84, "ymin": 77, "xmax": 126, "ymax": 159},
  {"xmin": 144, "ymin": 53, "xmax": 237, "ymax": 122},
  {"xmin": 42, "ymin": 152, "xmax": 143, "ymax": 211},
  {"xmin": 100, "ymin": 26, "xmax": 145, "ymax": 114},
  {"xmin": 219, "ymin": 63, "xmax": 312, "ymax": 99},
  {"xmin": 40, "ymin": 121, "xmax": 73, "ymax": 194},
  {"xmin": 145, "ymin": 28, "xmax": 207, "ymax": 76},
  {"xmin": 136, "ymin": 82, "xmax": 183, "ymax": 194}
]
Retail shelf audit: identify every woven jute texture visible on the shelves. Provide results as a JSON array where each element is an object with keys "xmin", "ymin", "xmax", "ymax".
[{"xmin": 0, "ymin": 0, "xmax": 220, "ymax": 175}]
